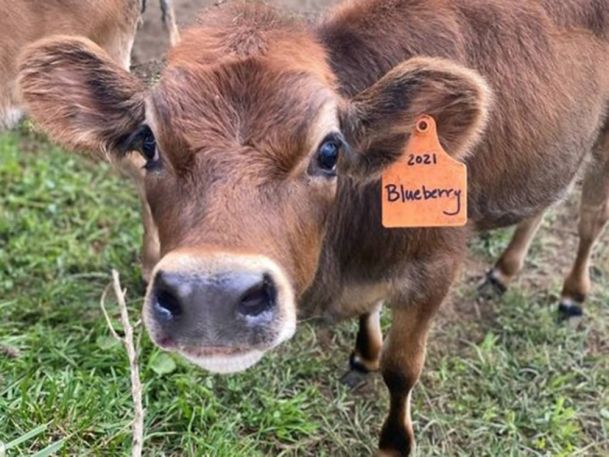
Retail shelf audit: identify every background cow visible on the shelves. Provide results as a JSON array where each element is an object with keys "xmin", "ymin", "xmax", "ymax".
[
  {"xmin": 1, "ymin": 0, "xmax": 140, "ymax": 131},
  {"xmin": 17, "ymin": 0, "xmax": 609, "ymax": 455},
  {"xmin": 1, "ymin": 0, "xmax": 178, "ymax": 281},
  {"xmin": 0, "ymin": 0, "xmax": 179, "ymax": 131}
]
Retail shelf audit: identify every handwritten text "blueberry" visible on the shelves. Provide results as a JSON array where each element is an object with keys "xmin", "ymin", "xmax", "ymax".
[{"xmin": 385, "ymin": 184, "xmax": 463, "ymax": 216}]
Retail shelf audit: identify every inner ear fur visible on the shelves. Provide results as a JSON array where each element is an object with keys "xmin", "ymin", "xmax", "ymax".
[
  {"xmin": 18, "ymin": 35, "xmax": 146, "ymax": 159},
  {"xmin": 339, "ymin": 57, "xmax": 492, "ymax": 180}
]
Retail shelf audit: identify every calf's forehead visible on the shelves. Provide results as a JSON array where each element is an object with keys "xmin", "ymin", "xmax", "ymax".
[{"xmin": 147, "ymin": 60, "xmax": 338, "ymax": 171}]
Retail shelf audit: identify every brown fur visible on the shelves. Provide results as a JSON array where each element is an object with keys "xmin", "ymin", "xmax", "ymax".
[
  {"xmin": 19, "ymin": 36, "xmax": 146, "ymax": 156},
  {"xmin": 2, "ymin": 0, "xmax": 181, "ymax": 132},
  {"xmin": 17, "ymin": 1, "xmax": 609, "ymax": 455},
  {"xmin": 1, "ymin": 0, "xmax": 143, "ymax": 130},
  {"xmin": 339, "ymin": 57, "xmax": 490, "ymax": 181}
]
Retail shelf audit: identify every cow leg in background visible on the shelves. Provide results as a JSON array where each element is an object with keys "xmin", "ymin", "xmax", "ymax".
[
  {"xmin": 559, "ymin": 135, "xmax": 609, "ymax": 319},
  {"xmin": 160, "ymin": 0, "xmax": 180, "ymax": 46},
  {"xmin": 377, "ymin": 260, "xmax": 458, "ymax": 457},
  {"xmin": 480, "ymin": 212, "xmax": 545, "ymax": 297},
  {"xmin": 341, "ymin": 302, "xmax": 383, "ymax": 388}
]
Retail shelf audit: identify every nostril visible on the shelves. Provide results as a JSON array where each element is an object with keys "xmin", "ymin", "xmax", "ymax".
[
  {"xmin": 154, "ymin": 288, "xmax": 183, "ymax": 322},
  {"xmin": 237, "ymin": 274, "xmax": 276, "ymax": 318}
]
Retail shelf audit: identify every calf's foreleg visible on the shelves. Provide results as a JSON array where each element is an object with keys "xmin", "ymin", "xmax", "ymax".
[
  {"xmin": 560, "ymin": 140, "xmax": 609, "ymax": 318},
  {"xmin": 342, "ymin": 302, "xmax": 384, "ymax": 388},
  {"xmin": 377, "ymin": 256, "xmax": 460, "ymax": 457}
]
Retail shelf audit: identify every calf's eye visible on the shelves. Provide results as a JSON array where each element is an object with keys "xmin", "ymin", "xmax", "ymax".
[
  {"xmin": 317, "ymin": 136, "xmax": 341, "ymax": 175},
  {"xmin": 125, "ymin": 124, "xmax": 161, "ymax": 169},
  {"xmin": 137, "ymin": 125, "xmax": 160, "ymax": 169},
  {"xmin": 141, "ymin": 127, "xmax": 157, "ymax": 162}
]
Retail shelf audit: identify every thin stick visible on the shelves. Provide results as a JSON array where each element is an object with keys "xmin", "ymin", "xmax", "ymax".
[
  {"xmin": 101, "ymin": 271, "xmax": 145, "ymax": 457},
  {"xmin": 160, "ymin": 0, "xmax": 180, "ymax": 46},
  {"xmin": 99, "ymin": 283, "xmax": 121, "ymax": 342}
]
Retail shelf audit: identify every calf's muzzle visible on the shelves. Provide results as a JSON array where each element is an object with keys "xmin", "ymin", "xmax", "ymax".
[
  {"xmin": 143, "ymin": 250, "xmax": 297, "ymax": 373},
  {"xmin": 151, "ymin": 270, "xmax": 278, "ymax": 338}
]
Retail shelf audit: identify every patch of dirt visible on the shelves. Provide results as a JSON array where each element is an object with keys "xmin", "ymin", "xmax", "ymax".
[{"xmin": 132, "ymin": 0, "xmax": 341, "ymax": 63}]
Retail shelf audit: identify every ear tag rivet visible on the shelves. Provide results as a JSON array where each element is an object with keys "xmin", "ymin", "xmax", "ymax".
[
  {"xmin": 381, "ymin": 115, "xmax": 468, "ymax": 228},
  {"xmin": 416, "ymin": 119, "xmax": 429, "ymax": 133}
]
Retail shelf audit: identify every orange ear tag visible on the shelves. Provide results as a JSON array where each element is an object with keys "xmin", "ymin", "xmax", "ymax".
[{"xmin": 382, "ymin": 115, "xmax": 468, "ymax": 228}]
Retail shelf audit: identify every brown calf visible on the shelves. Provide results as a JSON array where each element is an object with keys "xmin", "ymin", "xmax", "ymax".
[{"xmin": 18, "ymin": 0, "xmax": 609, "ymax": 455}]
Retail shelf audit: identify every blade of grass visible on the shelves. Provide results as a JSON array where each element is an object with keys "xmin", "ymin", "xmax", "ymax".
[
  {"xmin": 4, "ymin": 424, "xmax": 48, "ymax": 450},
  {"xmin": 31, "ymin": 439, "xmax": 65, "ymax": 457}
]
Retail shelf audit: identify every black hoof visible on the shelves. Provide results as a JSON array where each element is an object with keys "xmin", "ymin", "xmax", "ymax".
[
  {"xmin": 341, "ymin": 353, "xmax": 374, "ymax": 389},
  {"xmin": 558, "ymin": 301, "xmax": 584, "ymax": 328},
  {"xmin": 558, "ymin": 302, "xmax": 584, "ymax": 321},
  {"xmin": 478, "ymin": 270, "xmax": 507, "ymax": 299},
  {"xmin": 340, "ymin": 369, "xmax": 370, "ymax": 390}
]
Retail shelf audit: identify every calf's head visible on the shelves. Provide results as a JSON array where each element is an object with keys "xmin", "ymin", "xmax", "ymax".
[{"xmin": 18, "ymin": 6, "xmax": 489, "ymax": 373}]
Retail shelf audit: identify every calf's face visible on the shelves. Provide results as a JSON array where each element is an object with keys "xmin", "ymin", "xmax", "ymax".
[
  {"xmin": 137, "ymin": 60, "xmax": 341, "ymax": 372},
  {"xmin": 18, "ymin": 36, "xmax": 489, "ymax": 373}
]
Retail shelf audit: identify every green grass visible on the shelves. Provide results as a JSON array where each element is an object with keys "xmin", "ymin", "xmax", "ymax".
[{"xmin": 1, "ymin": 127, "xmax": 608, "ymax": 456}]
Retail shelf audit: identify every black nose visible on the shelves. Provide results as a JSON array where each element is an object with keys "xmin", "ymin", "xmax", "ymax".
[
  {"xmin": 154, "ymin": 287, "xmax": 183, "ymax": 322},
  {"xmin": 149, "ymin": 271, "xmax": 278, "ymax": 342},
  {"xmin": 237, "ymin": 274, "xmax": 276, "ymax": 318}
]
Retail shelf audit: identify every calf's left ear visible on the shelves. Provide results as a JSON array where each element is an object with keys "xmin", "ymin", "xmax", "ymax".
[
  {"xmin": 339, "ymin": 57, "xmax": 491, "ymax": 180},
  {"xmin": 18, "ymin": 35, "xmax": 146, "ymax": 160}
]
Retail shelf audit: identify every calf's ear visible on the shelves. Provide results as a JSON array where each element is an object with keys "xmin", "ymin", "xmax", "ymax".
[
  {"xmin": 339, "ymin": 57, "xmax": 491, "ymax": 180},
  {"xmin": 18, "ymin": 35, "xmax": 146, "ymax": 159}
]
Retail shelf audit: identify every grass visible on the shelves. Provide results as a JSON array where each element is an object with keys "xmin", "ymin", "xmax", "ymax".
[{"xmin": 1, "ymin": 126, "xmax": 608, "ymax": 456}]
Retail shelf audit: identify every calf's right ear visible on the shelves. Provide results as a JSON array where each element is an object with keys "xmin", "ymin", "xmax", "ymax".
[
  {"xmin": 339, "ymin": 57, "xmax": 491, "ymax": 181},
  {"xmin": 18, "ymin": 35, "xmax": 146, "ymax": 159}
]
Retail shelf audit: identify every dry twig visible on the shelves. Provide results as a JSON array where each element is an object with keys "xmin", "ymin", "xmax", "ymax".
[{"xmin": 100, "ymin": 270, "xmax": 144, "ymax": 457}]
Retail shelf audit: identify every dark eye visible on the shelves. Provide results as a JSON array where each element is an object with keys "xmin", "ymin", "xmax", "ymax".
[
  {"xmin": 128, "ymin": 125, "xmax": 160, "ymax": 169},
  {"xmin": 141, "ymin": 127, "xmax": 157, "ymax": 162},
  {"xmin": 316, "ymin": 136, "xmax": 341, "ymax": 175}
]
